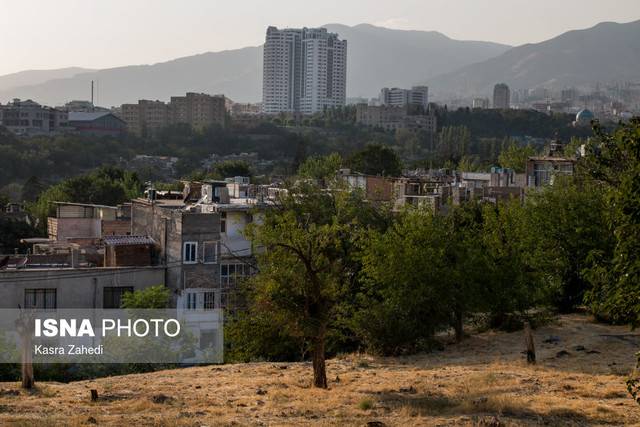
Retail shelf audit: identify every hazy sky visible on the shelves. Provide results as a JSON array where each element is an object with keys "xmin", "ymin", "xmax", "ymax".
[{"xmin": 1, "ymin": 0, "xmax": 639, "ymax": 76}]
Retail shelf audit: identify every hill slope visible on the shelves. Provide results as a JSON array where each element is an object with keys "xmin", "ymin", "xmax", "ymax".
[
  {"xmin": 0, "ymin": 67, "xmax": 93, "ymax": 93},
  {"xmin": 0, "ymin": 314, "xmax": 637, "ymax": 426},
  {"xmin": 0, "ymin": 24, "xmax": 510, "ymax": 106},
  {"xmin": 427, "ymin": 20, "xmax": 640, "ymax": 99}
]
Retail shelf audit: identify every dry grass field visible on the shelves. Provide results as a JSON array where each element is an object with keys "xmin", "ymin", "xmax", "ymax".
[{"xmin": 0, "ymin": 314, "xmax": 639, "ymax": 426}]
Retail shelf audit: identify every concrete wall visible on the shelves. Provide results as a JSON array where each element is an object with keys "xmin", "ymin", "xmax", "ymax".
[
  {"xmin": 0, "ymin": 266, "xmax": 164, "ymax": 309},
  {"xmin": 49, "ymin": 217, "xmax": 101, "ymax": 240},
  {"xmin": 102, "ymin": 219, "xmax": 131, "ymax": 236}
]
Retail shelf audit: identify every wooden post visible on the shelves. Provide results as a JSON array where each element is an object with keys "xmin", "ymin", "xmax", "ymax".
[
  {"xmin": 524, "ymin": 321, "xmax": 536, "ymax": 364},
  {"xmin": 90, "ymin": 389, "xmax": 99, "ymax": 401},
  {"xmin": 16, "ymin": 312, "xmax": 34, "ymax": 389}
]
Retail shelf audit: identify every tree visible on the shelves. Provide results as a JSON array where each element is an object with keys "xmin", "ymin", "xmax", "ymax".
[
  {"xmin": 480, "ymin": 200, "xmax": 543, "ymax": 326},
  {"xmin": 30, "ymin": 167, "xmax": 142, "ymax": 230},
  {"xmin": 524, "ymin": 175, "xmax": 612, "ymax": 312},
  {"xmin": 242, "ymin": 182, "xmax": 380, "ymax": 387},
  {"xmin": 212, "ymin": 161, "xmax": 252, "ymax": 179},
  {"xmin": 20, "ymin": 176, "xmax": 46, "ymax": 203},
  {"xmin": 498, "ymin": 143, "xmax": 536, "ymax": 172},
  {"xmin": 347, "ymin": 144, "xmax": 402, "ymax": 176},
  {"xmin": 297, "ymin": 153, "xmax": 342, "ymax": 181},
  {"xmin": 357, "ymin": 203, "xmax": 488, "ymax": 352},
  {"xmin": 581, "ymin": 118, "xmax": 640, "ymax": 325},
  {"xmin": 121, "ymin": 285, "xmax": 171, "ymax": 309}
]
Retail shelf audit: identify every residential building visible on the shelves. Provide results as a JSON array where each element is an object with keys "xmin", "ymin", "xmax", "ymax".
[
  {"xmin": 493, "ymin": 83, "xmax": 511, "ymax": 109},
  {"xmin": 120, "ymin": 100, "xmax": 169, "ymax": 137},
  {"xmin": 0, "ymin": 99, "xmax": 68, "ymax": 136},
  {"xmin": 525, "ymin": 141, "xmax": 575, "ymax": 187},
  {"xmin": 169, "ymin": 92, "xmax": 226, "ymax": 131},
  {"xmin": 355, "ymin": 104, "xmax": 437, "ymax": 133},
  {"xmin": 103, "ymin": 235, "xmax": 155, "ymax": 267},
  {"xmin": 63, "ymin": 100, "xmax": 109, "ymax": 113},
  {"xmin": 0, "ymin": 265, "xmax": 164, "ymax": 309},
  {"xmin": 472, "ymin": 98, "xmax": 490, "ymax": 109},
  {"xmin": 68, "ymin": 111, "xmax": 126, "ymax": 137},
  {"xmin": 131, "ymin": 179, "xmax": 269, "ymax": 315},
  {"xmin": 120, "ymin": 93, "xmax": 225, "ymax": 136},
  {"xmin": 262, "ymin": 26, "xmax": 347, "ymax": 115},
  {"xmin": 339, "ymin": 169, "xmax": 394, "ymax": 202},
  {"xmin": 379, "ymin": 86, "xmax": 429, "ymax": 110},
  {"xmin": 47, "ymin": 202, "xmax": 131, "ymax": 242}
]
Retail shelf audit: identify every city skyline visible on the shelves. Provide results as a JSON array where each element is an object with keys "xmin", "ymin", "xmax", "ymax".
[{"xmin": 1, "ymin": 0, "xmax": 639, "ymax": 76}]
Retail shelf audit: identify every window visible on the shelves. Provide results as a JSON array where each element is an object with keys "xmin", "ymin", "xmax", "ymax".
[
  {"xmin": 183, "ymin": 241, "xmax": 197, "ymax": 264},
  {"xmin": 220, "ymin": 212, "xmax": 226, "ymax": 233},
  {"xmin": 204, "ymin": 292, "xmax": 216, "ymax": 310},
  {"xmin": 220, "ymin": 263, "xmax": 253, "ymax": 287},
  {"xmin": 186, "ymin": 292, "xmax": 197, "ymax": 310},
  {"xmin": 203, "ymin": 241, "xmax": 218, "ymax": 264},
  {"xmin": 24, "ymin": 289, "xmax": 56, "ymax": 311},
  {"xmin": 103, "ymin": 287, "xmax": 134, "ymax": 309}
]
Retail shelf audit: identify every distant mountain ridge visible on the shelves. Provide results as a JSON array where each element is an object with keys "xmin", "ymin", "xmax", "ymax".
[
  {"xmin": 0, "ymin": 24, "xmax": 510, "ymax": 106},
  {"xmin": 426, "ymin": 20, "xmax": 640, "ymax": 99},
  {"xmin": 0, "ymin": 67, "xmax": 93, "ymax": 94}
]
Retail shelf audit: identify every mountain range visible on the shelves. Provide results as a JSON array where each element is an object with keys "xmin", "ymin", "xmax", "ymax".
[
  {"xmin": 0, "ymin": 20, "xmax": 638, "ymax": 106},
  {"xmin": 426, "ymin": 20, "xmax": 640, "ymax": 99}
]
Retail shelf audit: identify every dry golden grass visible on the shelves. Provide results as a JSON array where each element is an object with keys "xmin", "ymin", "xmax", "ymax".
[{"xmin": 0, "ymin": 314, "xmax": 639, "ymax": 426}]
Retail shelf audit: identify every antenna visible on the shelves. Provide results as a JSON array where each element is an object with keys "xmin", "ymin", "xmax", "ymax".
[{"xmin": 91, "ymin": 81, "xmax": 94, "ymax": 105}]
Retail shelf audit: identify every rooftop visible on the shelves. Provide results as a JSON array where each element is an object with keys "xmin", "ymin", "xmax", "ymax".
[{"xmin": 103, "ymin": 235, "xmax": 155, "ymax": 246}]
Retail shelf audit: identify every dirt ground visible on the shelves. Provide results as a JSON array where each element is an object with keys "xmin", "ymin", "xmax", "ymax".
[{"xmin": 0, "ymin": 314, "xmax": 639, "ymax": 426}]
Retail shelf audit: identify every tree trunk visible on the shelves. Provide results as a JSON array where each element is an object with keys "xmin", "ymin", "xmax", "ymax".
[
  {"xmin": 17, "ymin": 314, "xmax": 34, "ymax": 389},
  {"xmin": 524, "ymin": 321, "xmax": 536, "ymax": 364},
  {"xmin": 454, "ymin": 310, "xmax": 464, "ymax": 343},
  {"xmin": 312, "ymin": 336, "xmax": 327, "ymax": 388}
]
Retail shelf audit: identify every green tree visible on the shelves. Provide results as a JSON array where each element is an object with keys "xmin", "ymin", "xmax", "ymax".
[
  {"xmin": 347, "ymin": 144, "xmax": 402, "ymax": 176},
  {"xmin": 498, "ymin": 143, "xmax": 536, "ymax": 172},
  {"xmin": 582, "ymin": 118, "xmax": 640, "ymax": 325},
  {"xmin": 30, "ymin": 167, "xmax": 142, "ymax": 230},
  {"xmin": 297, "ymin": 153, "xmax": 342, "ymax": 181},
  {"xmin": 357, "ymin": 203, "xmax": 488, "ymax": 353},
  {"xmin": 480, "ymin": 200, "xmax": 542, "ymax": 326},
  {"xmin": 212, "ymin": 161, "xmax": 252, "ymax": 179},
  {"xmin": 121, "ymin": 285, "xmax": 171, "ymax": 309},
  {"xmin": 239, "ymin": 182, "xmax": 384, "ymax": 387},
  {"xmin": 525, "ymin": 175, "xmax": 613, "ymax": 312}
]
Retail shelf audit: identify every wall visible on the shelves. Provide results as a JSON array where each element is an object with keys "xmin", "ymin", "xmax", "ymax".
[
  {"xmin": 49, "ymin": 217, "xmax": 101, "ymax": 240},
  {"xmin": 0, "ymin": 266, "xmax": 164, "ymax": 309},
  {"xmin": 102, "ymin": 219, "xmax": 131, "ymax": 236}
]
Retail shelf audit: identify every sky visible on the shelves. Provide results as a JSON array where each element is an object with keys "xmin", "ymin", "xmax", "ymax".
[{"xmin": 1, "ymin": 0, "xmax": 639, "ymax": 76}]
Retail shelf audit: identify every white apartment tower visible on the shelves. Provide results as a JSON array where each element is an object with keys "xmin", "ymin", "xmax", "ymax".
[
  {"xmin": 262, "ymin": 26, "xmax": 347, "ymax": 115},
  {"xmin": 379, "ymin": 86, "xmax": 429, "ymax": 110}
]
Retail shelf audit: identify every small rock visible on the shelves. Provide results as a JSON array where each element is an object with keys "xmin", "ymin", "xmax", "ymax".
[
  {"xmin": 587, "ymin": 350, "xmax": 601, "ymax": 354},
  {"xmin": 543, "ymin": 336, "xmax": 561, "ymax": 344},
  {"xmin": 150, "ymin": 394, "xmax": 172, "ymax": 404},
  {"xmin": 256, "ymin": 400, "xmax": 265, "ymax": 406},
  {"xmin": 334, "ymin": 375, "xmax": 341, "ymax": 383},
  {"xmin": 573, "ymin": 345, "xmax": 586, "ymax": 351},
  {"xmin": 366, "ymin": 422, "xmax": 387, "ymax": 427},
  {"xmin": 86, "ymin": 417, "xmax": 98, "ymax": 424},
  {"xmin": 195, "ymin": 385, "xmax": 202, "ymax": 389},
  {"xmin": 556, "ymin": 350, "xmax": 571, "ymax": 358},
  {"xmin": 256, "ymin": 388, "xmax": 267, "ymax": 395},
  {"xmin": 399, "ymin": 386, "xmax": 416, "ymax": 394}
]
